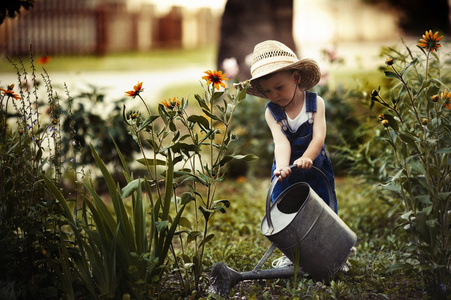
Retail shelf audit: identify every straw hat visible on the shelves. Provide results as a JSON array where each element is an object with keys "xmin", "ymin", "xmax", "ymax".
[{"xmin": 246, "ymin": 40, "xmax": 321, "ymax": 98}]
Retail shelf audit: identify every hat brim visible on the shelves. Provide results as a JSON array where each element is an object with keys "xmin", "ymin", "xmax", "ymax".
[{"xmin": 246, "ymin": 58, "xmax": 321, "ymax": 98}]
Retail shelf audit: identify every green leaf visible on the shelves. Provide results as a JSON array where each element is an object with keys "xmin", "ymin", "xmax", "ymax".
[
  {"xmin": 178, "ymin": 217, "xmax": 192, "ymax": 229},
  {"xmin": 384, "ymin": 71, "xmax": 400, "ymax": 79},
  {"xmin": 399, "ymin": 133, "xmax": 419, "ymax": 153},
  {"xmin": 194, "ymin": 93, "xmax": 209, "ymax": 111},
  {"xmin": 199, "ymin": 233, "xmax": 215, "ymax": 247},
  {"xmin": 399, "ymin": 58, "xmax": 418, "ymax": 77},
  {"xmin": 202, "ymin": 108, "xmax": 224, "ymax": 124},
  {"xmin": 386, "ymin": 263, "xmax": 413, "ymax": 273},
  {"xmin": 137, "ymin": 158, "xmax": 166, "ymax": 166},
  {"xmin": 170, "ymin": 142, "xmax": 200, "ymax": 154},
  {"xmin": 121, "ymin": 178, "xmax": 143, "ymax": 198},
  {"xmin": 436, "ymin": 147, "xmax": 451, "ymax": 153},
  {"xmin": 199, "ymin": 206, "xmax": 214, "ymax": 220},
  {"xmin": 188, "ymin": 115, "xmax": 210, "ymax": 129},
  {"xmin": 155, "ymin": 220, "xmax": 169, "ymax": 232},
  {"xmin": 137, "ymin": 115, "xmax": 159, "ymax": 132},
  {"xmin": 186, "ymin": 231, "xmax": 201, "ymax": 244},
  {"xmin": 180, "ymin": 192, "xmax": 195, "ymax": 205}
]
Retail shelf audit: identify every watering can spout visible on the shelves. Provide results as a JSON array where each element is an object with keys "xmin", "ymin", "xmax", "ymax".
[{"xmin": 210, "ymin": 262, "xmax": 297, "ymax": 297}]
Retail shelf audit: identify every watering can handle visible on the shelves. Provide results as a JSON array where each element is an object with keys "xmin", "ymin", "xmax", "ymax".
[{"xmin": 265, "ymin": 165, "xmax": 336, "ymax": 231}]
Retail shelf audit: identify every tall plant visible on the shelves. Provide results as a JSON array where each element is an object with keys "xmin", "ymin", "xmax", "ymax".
[
  {"xmin": 123, "ymin": 72, "xmax": 254, "ymax": 292},
  {"xmin": 0, "ymin": 55, "xmax": 65, "ymax": 298},
  {"xmin": 43, "ymin": 71, "xmax": 254, "ymax": 298},
  {"xmin": 370, "ymin": 30, "xmax": 450, "ymax": 298}
]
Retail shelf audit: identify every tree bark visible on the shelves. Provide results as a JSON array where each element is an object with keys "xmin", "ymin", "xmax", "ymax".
[{"xmin": 217, "ymin": 0, "xmax": 295, "ymax": 81}]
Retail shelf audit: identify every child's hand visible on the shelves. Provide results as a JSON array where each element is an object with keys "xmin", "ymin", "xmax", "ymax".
[
  {"xmin": 274, "ymin": 166, "xmax": 292, "ymax": 182},
  {"xmin": 294, "ymin": 157, "xmax": 313, "ymax": 169}
]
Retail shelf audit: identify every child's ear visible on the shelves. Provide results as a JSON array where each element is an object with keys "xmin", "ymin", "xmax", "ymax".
[{"xmin": 293, "ymin": 71, "xmax": 301, "ymax": 84}]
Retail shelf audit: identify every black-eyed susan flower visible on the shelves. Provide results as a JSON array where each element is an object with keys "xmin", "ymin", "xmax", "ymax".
[
  {"xmin": 431, "ymin": 94, "xmax": 440, "ymax": 102},
  {"xmin": 161, "ymin": 97, "xmax": 181, "ymax": 109},
  {"xmin": 417, "ymin": 30, "xmax": 443, "ymax": 52},
  {"xmin": 37, "ymin": 56, "xmax": 51, "ymax": 64},
  {"xmin": 202, "ymin": 70, "xmax": 229, "ymax": 89},
  {"xmin": 1, "ymin": 84, "xmax": 21, "ymax": 100},
  {"xmin": 125, "ymin": 81, "xmax": 143, "ymax": 98},
  {"xmin": 441, "ymin": 89, "xmax": 451, "ymax": 110}
]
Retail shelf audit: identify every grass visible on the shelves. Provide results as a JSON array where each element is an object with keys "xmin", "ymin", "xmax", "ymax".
[
  {"xmin": 0, "ymin": 45, "xmax": 217, "ymax": 73},
  {"xmin": 200, "ymin": 175, "xmax": 427, "ymax": 299}
]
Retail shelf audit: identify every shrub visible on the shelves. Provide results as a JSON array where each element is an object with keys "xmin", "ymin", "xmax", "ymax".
[{"xmin": 360, "ymin": 31, "xmax": 451, "ymax": 298}]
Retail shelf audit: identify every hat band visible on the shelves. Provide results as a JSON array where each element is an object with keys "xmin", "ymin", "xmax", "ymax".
[{"xmin": 251, "ymin": 56, "xmax": 298, "ymax": 77}]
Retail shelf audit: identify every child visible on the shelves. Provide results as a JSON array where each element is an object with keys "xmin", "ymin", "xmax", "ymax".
[{"xmin": 246, "ymin": 40, "xmax": 338, "ymax": 268}]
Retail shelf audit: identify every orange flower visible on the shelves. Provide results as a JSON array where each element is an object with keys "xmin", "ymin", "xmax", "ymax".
[
  {"xmin": 37, "ymin": 56, "xmax": 51, "ymax": 64},
  {"xmin": 441, "ymin": 89, "xmax": 451, "ymax": 110},
  {"xmin": 417, "ymin": 30, "xmax": 443, "ymax": 52},
  {"xmin": 1, "ymin": 84, "xmax": 21, "ymax": 100},
  {"xmin": 202, "ymin": 70, "xmax": 229, "ymax": 89},
  {"xmin": 161, "ymin": 97, "xmax": 181, "ymax": 109},
  {"xmin": 125, "ymin": 81, "xmax": 143, "ymax": 98}
]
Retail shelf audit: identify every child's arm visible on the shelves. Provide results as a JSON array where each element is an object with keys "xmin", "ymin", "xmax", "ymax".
[
  {"xmin": 293, "ymin": 95, "xmax": 327, "ymax": 169},
  {"xmin": 265, "ymin": 108, "xmax": 292, "ymax": 181}
]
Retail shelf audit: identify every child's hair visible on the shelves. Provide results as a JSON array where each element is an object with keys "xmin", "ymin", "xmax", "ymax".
[{"xmin": 252, "ymin": 70, "xmax": 298, "ymax": 98}]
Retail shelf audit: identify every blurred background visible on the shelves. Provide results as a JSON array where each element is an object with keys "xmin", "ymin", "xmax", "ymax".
[{"xmin": 1, "ymin": 0, "xmax": 450, "ymax": 177}]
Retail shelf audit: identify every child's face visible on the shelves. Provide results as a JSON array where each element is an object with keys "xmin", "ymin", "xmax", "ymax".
[{"xmin": 258, "ymin": 71, "xmax": 299, "ymax": 106}]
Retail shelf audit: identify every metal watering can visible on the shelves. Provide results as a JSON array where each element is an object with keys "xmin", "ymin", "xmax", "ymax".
[{"xmin": 210, "ymin": 165, "xmax": 357, "ymax": 296}]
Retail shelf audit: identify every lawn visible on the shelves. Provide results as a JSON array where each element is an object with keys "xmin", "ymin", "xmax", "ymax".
[{"xmin": 200, "ymin": 176, "xmax": 426, "ymax": 299}]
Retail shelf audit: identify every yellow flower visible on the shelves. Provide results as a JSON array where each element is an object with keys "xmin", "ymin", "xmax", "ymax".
[
  {"xmin": 1, "ymin": 84, "xmax": 21, "ymax": 100},
  {"xmin": 381, "ymin": 119, "xmax": 390, "ymax": 128},
  {"xmin": 37, "ymin": 56, "xmax": 51, "ymax": 65},
  {"xmin": 202, "ymin": 70, "xmax": 229, "ymax": 90},
  {"xmin": 161, "ymin": 97, "xmax": 181, "ymax": 109},
  {"xmin": 431, "ymin": 94, "xmax": 440, "ymax": 102},
  {"xmin": 442, "ymin": 90, "xmax": 451, "ymax": 110},
  {"xmin": 417, "ymin": 30, "xmax": 443, "ymax": 52},
  {"xmin": 125, "ymin": 81, "xmax": 143, "ymax": 98}
]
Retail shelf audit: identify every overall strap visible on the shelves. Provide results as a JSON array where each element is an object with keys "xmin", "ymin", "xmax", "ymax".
[
  {"xmin": 305, "ymin": 91, "xmax": 317, "ymax": 124},
  {"xmin": 266, "ymin": 101, "xmax": 285, "ymax": 122}
]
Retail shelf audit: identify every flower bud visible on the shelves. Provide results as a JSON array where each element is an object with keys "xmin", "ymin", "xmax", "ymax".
[
  {"xmin": 378, "ymin": 114, "xmax": 385, "ymax": 121},
  {"xmin": 431, "ymin": 94, "xmax": 439, "ymax": 102},
  {"xmin": 371, "ymin": 89, "xmax": 379, "ymax": 98},
  {"xmin": 385, "ymin": 58, "xmax": 394, "ymax": 66},
  {"xmin": 422, "ymin": 118, "xmax": 428, "ymax": 126},
  {"xmin": 381, "ymin": 119, "xmax": 390, "ymax": 128}
]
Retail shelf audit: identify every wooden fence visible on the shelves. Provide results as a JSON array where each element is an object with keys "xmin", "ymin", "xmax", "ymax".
[{"xmin": 0, "ymin": 0, "xmax": 220, "ymax": 56}]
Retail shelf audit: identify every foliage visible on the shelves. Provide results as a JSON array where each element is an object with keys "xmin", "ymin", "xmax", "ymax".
[
  {"xmin": 349, "ymin": 34, "xmax": 451, "ymax": 298},
  {"xmin": 0, "ymin": 55, "xmax": 66, "ymax": 299},
  {"xmin": 41, "ymin": 74, "xmax": 255, "ymax": 298},
  {"xmin": 121, "ymin": 77, "xmax": 255, "ymax": 294},
  {"xmin": 60, "ymin": 85, "xmax": 139, "ymax": 174},
  {"xmin": 0, "ymin": 0, "xmax": 34, "ymax": 24}
]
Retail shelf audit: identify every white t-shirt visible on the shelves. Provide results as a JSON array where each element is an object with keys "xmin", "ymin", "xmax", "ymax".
[{"xmin": 286, "ymin": 91, "xmax": 308, "ymax": 131}]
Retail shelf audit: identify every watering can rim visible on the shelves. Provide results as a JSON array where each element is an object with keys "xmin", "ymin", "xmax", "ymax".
[{"xmin": 264, "ymin": 165, "xmax": 335, "ymax": 233}]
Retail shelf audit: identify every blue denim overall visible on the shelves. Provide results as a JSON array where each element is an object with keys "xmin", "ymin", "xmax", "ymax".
[{"xmin": 267, "ymin": 91, "xmax": 338, "ymax": 213}]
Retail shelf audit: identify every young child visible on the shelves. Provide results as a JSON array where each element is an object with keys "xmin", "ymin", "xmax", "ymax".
[{"xmin": 246, "ymin": 40, "xmax": 338, "ymax": 268}]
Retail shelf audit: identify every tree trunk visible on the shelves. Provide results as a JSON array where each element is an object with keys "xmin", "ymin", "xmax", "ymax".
[{"xmin": 217, "ymin": 0, "xmax": 295, "ymax": 81}]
